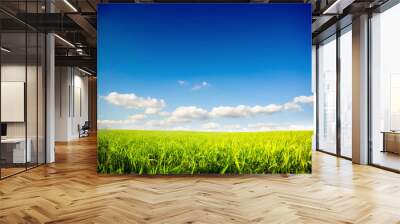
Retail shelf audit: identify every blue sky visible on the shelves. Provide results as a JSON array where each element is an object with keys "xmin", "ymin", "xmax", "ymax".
[{"xmin": 98, "ymin": 3, "xmax": 313, "ymax": 131}]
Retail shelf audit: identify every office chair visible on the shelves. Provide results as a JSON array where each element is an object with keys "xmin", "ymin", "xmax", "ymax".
[{"xmin": 79, "ymin": 121, "xmax": 90, "ymax": 138}]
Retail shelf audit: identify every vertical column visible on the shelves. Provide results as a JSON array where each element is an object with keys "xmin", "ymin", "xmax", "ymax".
[
  {"xmin": 336, "ymin": 30, "xmax": 341, "ymax": 156},
  {"xmin": 46, "ymin": 33, "xmax": 55, "ymax": 163},
  {"xmin": 352, "ymin": 14, "xmax": 369, "ymax": 164},
  {"xmin": 88, "ymin": 77, "xmax": 97, "ymax": 133},
  {"xmin": 315, "ymin": 45, "xmax": 320, "ymax": 151},
  {"xmin": 312, "ymin": 45, "xmax": 317, "ymax": 151},
  {"xmin": 45, "ymin": 0, "xmax": 56, "ymax": 163}
]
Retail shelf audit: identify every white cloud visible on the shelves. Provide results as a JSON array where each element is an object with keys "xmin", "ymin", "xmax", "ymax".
[
  {"xmin": 158, "ymin": 111, "xmax": 170, "ymax": 116},
  {"xmin": 209, "ymin": 105, "xmax": 252, "ymax": 118},
  {"xmin": 192, "ymin": 81, "xmax": 209, "ymax": 90},
  {"xmin": 167, "ymin": 106, "xmax": 209, "ymax": 124},
  {"xmin": 127, "ymin": 114, "xmax": 147, "ymax": 121},
  {"xmin": 145, "ymin": 120, "xmax": 170, "ymax": 127},
  {"xmin": 98, "ymin": 119, "xmax": 134, "ymax": 126},
  {"xmin": 144, "ymin": 101, "xmax": 291, "ymax": 128},
  {"xmin": 283, "ymin": 95, "xmax": 314, "ymax": 111},
  {"xmin": 103, "ymin": 92, "xmax": 166, "ymax": 113},
  {"xmin": 247, "ymin": 122, "xmax": 313, "ymax": 131},
  {"xmin": 207, "ymin": 95, "xmax": 313, "ymax": 119},
  {"xmin": 205, "ymin": 123, "xmax": 312, "ymax": 132},
  {"xmin": 98, "ymin": 113, "xmax": 147, "ymax": 128},
  {"xmin": 171, "ymin": 106, "xmax": 208, "ymax": 119},
  {"xmin": 283, "ymin": 102, "xmax": 302, "ymax": 111},
  {"xmin": 293, "ymin": 95, "xmax": 314, "ymax": 104},
  {"xmin": 203, "ymin": 123, "xmax": 312, "ymax": 132},
  {"xmin": 171, "ymin": 126, "xmax": 192, "ymax": 131},
  {"xmin": 98, "ymin": 119, "xmax": 139, "ymax": 127},
  {"xmin": 209, "ymin": 104, "xmax": 283, "ymax": 118},
  {"xmin": 146, "ymin": 106, "xmax": 209, "ymax": 127},
  {"xmin": 251, "ymin": 104, "xmax": 283, "ymax": 114},
  {"xmin": 100, "ymin": 94, "xmax": 314, "ymax": 130},
  {"xmin": 178, "ymin": 80, "xmax": 186, "ymax": 85},
  {"xmin": 202, "ymin": 122, "xmax": 220, "ymax": 130},
  {"xmin": 213, "ymin": 124, "xmax": 246, "ymax": 132},
  {"xmin": 223, "ymin": 124, "xmax": 242, "ymax": 130},
  {"xmin": 144, "ymin": 108, "xmax": 162, "ymax": 115},
  {"xmin": 144, "ymin": 108, "xmax": 171, "ymax": 116}
]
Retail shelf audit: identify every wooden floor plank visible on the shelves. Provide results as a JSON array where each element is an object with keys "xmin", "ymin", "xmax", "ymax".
[{"xmin": 0, "ymin": 136, "xmax": 400, "ymax": 223}]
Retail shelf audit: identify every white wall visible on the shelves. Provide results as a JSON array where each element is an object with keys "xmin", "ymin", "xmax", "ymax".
[
  {"xmin": 55, "ymin": 67, "xmax": 89, "ymax": 141},
  {"xmin": 55, "ymin": 67, "xmax": 69, "ymax": 141},
  {"xmin": 1, "ymin": 65, "xmax": 26, "ymax": 139},
  {"xmin": 1, "ymin": 63, "xmax": 46, "ymax": 164},
  {"xmin": 1, "ymin": 65, "xmax": 41, "ymax": 137},
  {"xmin": 1, "ymin": 82, "xmax": 25, "ymax": 122},
  {"xmin": 71, "ymin": 73, "xmax": 89, "ymax": 138}
]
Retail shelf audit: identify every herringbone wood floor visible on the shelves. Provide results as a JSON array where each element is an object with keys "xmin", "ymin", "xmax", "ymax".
[{"xmin": 1, "ymin": 136, "xmax": 400, "ymax": 224}]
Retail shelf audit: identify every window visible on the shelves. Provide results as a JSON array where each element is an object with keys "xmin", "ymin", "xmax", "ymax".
[
  {"xmin": 317, "ymin": 35, "xmax": 337, "ymax": 154},
  {"xmin": 339, "ymin": 27, "xmax": 352, "ymax": 158},
  {"xmin": 370, "ymin": 2, "xmax": 400, "ymax": 171}
]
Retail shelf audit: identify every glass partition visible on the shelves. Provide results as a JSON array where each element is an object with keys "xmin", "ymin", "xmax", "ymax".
[
  {"xmin": 27, "ymin": 30, "xmax": 38, "ymax": 169},
  {"xmin": 371, "ymin": 3, "xmax": 400, "ymax": 171},
  {"xmin": 1, "ymin": 30, "xmax": 28, "ymax": 177},
  {"xmin": 0, "ymin": 1, "xmax": 46, "ymax": 179},
  {"xmin": 38, "ymin": 32, "xmax": 46, "ymax": 165},
  {"xmin": 339, "ymin": 27, "xmax": 352, "ymax": 158},
  {"xmin": 317, "ymin": 35, "xmax": 337, "ymax": 154}
]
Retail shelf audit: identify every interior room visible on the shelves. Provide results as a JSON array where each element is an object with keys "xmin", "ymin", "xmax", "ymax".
[
  {"xmin": 0, "ymin": 0, "xmax": 96, "ymax": 179},
  {"xmin": 0, "ymin": 10, "xmax": 46, "ymax": 178},
  {"xmin": 0, "ymin": 0, "xmax": 400, "ymax": 223}
]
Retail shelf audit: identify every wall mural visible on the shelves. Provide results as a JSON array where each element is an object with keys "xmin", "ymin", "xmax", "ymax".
[{"xmin": 97, "ymin": 4, "xmax": 313, "ymax": 174}]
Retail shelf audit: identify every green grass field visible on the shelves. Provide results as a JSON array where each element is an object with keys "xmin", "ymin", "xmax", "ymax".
[{"xmin": 97, "ymin": 130, "xmax": 312, "ymax": 175}]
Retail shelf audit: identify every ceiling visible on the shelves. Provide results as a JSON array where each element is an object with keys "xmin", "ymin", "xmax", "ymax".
[{"xmin": 0, "ymin": 0, "xmax": 390, "ymax": 75}]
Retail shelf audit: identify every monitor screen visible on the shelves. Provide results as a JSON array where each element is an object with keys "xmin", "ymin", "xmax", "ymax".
[{"xmin": 1, "ymin": 123, "xmax": 7, "ymax": 137}]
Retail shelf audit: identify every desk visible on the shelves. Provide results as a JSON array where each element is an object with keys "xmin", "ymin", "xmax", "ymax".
[
  {"xmin": 381, "ymin": 131, "xmax": 400, "ymax": 154},
  {"xmin": 1, "ymin": 138, "xmax": 31, "ymax": 163}
]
